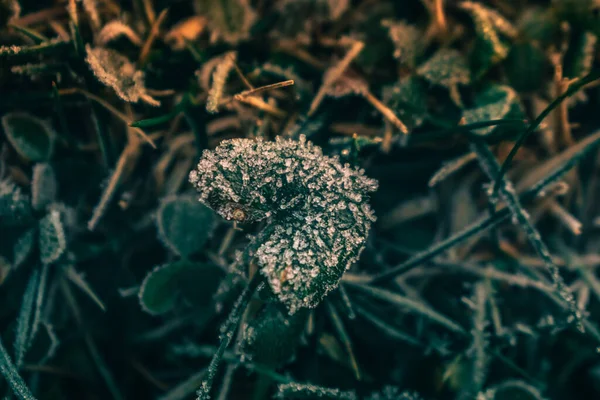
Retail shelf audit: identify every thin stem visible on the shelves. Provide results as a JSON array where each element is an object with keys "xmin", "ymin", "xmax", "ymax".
[
  {"xmin": 196, "ymin": 274, "xmax": 264, "ymax": 400},
  {"xmin": 493, "ymin": 69, "xmax": 600, "ymax": 193}
]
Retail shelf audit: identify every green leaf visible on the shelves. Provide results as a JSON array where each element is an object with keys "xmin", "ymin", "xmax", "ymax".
[
  {"xmin": 417, "ymin": 49, "xmax": 470, "ymax": 106},
  {"xmin": 38, "ymin": 209, "xmax": 67, "ymax": 265},
  {"xmin": 460, "ymin": 1, "xmax": 516, "ymax": 77},
  {"xmin": 194, "ymin": 0, "xmax": 256, "ymax": 44},
  {"xmin": 241, "ymin": 304, "xmax": 307, "ymax": 366},
  {"xmin": 31, "ymin": 163, "xmax": 57, "ymax": 211},
  {"xmin": 383, "ymin": 76, "xmax": 428, "ymax": 129},
  {"xmin": 462, "ymin": 85, "xmax": 524, "ymax": 137},
  {"xmin": 381, "ymin": 20, "xmax": 423, "ymax": 68},
  {"xmin": 1, "ymin": 112, "xmax": 55, "ymax": 162},
  {"xmin": 156, "ymin": 196, "xmax": 215, "ymax": 257},
  {"xmin": 139, "ymin": 261, "xmax": 217, "ymax": 315},
  {"xmin": 504, "ymin": 42, "xmax": 549, "ymax": 92}
]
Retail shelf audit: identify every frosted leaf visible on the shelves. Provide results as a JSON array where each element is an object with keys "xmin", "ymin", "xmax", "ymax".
[
  {"xmin": 205, "ymin": 52, "xmax": 236, "ymax": 113},
  {"xmin": 156, "ymin": 195, "xmax": 216, "ymax": 258},
  {"xmin": 274, "ymin": 0, "xmax": 349, "ymax": 39},
  {"xmin": 82, "ymin": 0, "xmax": 101, "ymax": 30},
  {"xmin": 460, "ymin": 2, "xmax": 516, "ymax": 75},
  {"xmin": 366, "ymin": 386, "xmax": 423, "ymax": 400},
  {"xmin": 96, "ymin": 20, "xmax": 142, "ymax": 46},
  {"xmin": 381, "ymin": 20, "xmax": 423, "ymax": 68},
  {"xmin": 194, "ymin": 0, "xmax": 256, "ymax": 44},
  {"xmin": 417, "ymin": 49, "xmax": 470, "ymax": 106},
  {"xmin": 462, "ymin": 85, "xmax": 524, "ymax": 137},
  {"xmin": 383, "ymin": 76, "xmax": 428, "ymax": 129},
  {"xmin": 85, "ymin": 45, "xmax": 160, "ymax": 106},
  {"xmin": 31, "ymin": 163, "xmax": 57, "ymax": 211},
  {"xmin": 417, "ymin": 49, "xmax": 470, "ymax": 88},
  {"xmin": 460, "ymin": 2, "xmax": 517, "ymax": 39},
  {"xmin": 565, "ymin": 31, "xmax": 597, "ymax": 79},
  {"xmin": 275, "ymin": 382, "xmax": 358, "ymax": 399},
  {"xmin": 0, "ymin": 180, "xmax": 33, "ymax": 226},
  {"xmin": 240, "ymin": 304, "xmax": 307, "ymax": 365},
  {"xmin": 1, "ymin": 112, "xmax": 56, "ymax": 162},
  {"xmin": 38, "ymin": 209, "xmax": 67, "ymax": 265},
  {"xmin": 189, "ymin": 135, "xmax": 378, "ymax": 313}
]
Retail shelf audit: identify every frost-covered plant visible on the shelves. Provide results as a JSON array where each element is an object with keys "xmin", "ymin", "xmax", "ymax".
[
  {"xmin": 85, "ymin": 45, "xmax": 159, "ymax": 106},
  {"xmin": 189, "ymin": 134, "xmax": 378, "ymax": 314}
]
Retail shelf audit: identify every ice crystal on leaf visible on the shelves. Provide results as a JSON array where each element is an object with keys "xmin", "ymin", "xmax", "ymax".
[{"xmin": 189, "ymin": 135, "xmax": 378, "ymax": 314}]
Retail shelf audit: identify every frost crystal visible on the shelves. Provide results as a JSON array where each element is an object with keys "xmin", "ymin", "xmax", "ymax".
[{"xmin": 189, "ymin": 135, "xmax": 378, "ymax": 314}]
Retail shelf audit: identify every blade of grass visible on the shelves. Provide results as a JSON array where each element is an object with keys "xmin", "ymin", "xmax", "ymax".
[
  {"xmin": 0, "ymin": 337, "xmax": 37, "ymax": 400},
  {"xmin": 345, "ymin": 281, "xmax": 465, "ymax": 334},
  {"xmin": 325, "ymin": 300, "xmax": 361, "ymax": 380},
  {"xmin": 493, "ymin": 69, "xmax": 600, "ymax": 193}
]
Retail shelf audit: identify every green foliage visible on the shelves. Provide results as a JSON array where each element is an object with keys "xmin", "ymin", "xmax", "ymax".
[
  {"xmin": 3, "ymin": 1, "xmax": 600, "ymax": 399},
  {"xmin": 156, "ymin": 196, "xmax": 215, "ymax": 258},
  {"xmin": 1, "ymin": 113, "xmax": 55, "ymax": 162},
  {"xmin": 139, "ymin": 261, "xmax": 219, "ymax": 315},
  {"xmin": 241, "ymin": 304, "xmax": 307, "ymax": 366}
]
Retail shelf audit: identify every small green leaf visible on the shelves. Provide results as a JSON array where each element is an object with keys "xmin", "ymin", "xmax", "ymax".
[
  {"xmin": 383, "ymin": 76, "xmax": 428, "ymax": 129},
  {"xmin": 241, "ymin": 304, "xmax": 307, "ymax": 366},
  {"xmin": 504, "ymin": 42, "xmax": 549, "ymax": 92},
  {"xmin": 1, "ymin": 112, "xmax": 55, "ymax": 162},
  {"xmin": 139, "ymin": 263, "xmax": 185, "ymax": 315},
  {"xmin": 156, "ymin": 196, "xmax": 215, "ymax": 258},
  {"xmin": 38, "ymin": 209, "xmax": 67, "ymax": 265},
  {"xmin": 31, "ymin": 163, "xmax": 57, "ymax": 211},
  {"xmin": 462, "ymin": 85, "xmax": 524, "ymax": 137},
  {"xmin": 139, "ymin": 261, "xmax": 216, "ymax": 315}
]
